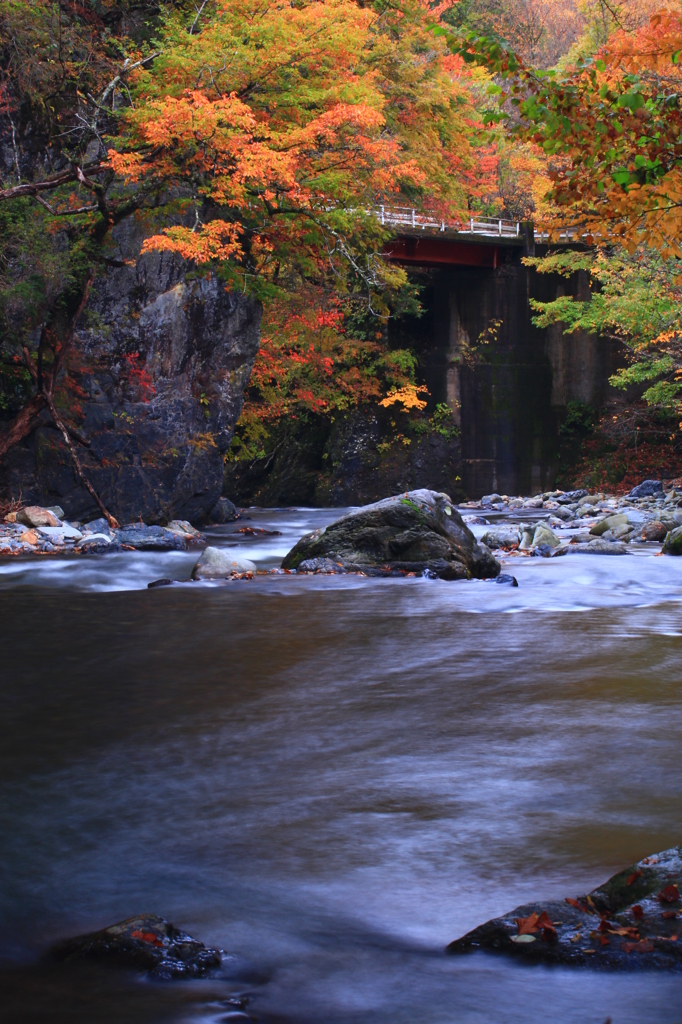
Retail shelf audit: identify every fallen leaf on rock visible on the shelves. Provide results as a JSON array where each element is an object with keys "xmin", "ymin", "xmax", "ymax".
[
  {"xmin": 515, "ymin": 912, "xmax": 540, "ymax": 935},
  {"xmin": 130, "ymin": 929, "xmax": 164, "ymax": 946},
  {"xmin": 623, "ymin": 939, "xmax": 655, "ymax": 953},
  {"xmin": 565, "ymin": 897, "xmax": 595, "ymax": 914},
  {"xmin": 656, "ymin": 934, "xmax": 678, "ymax": 942},
  {"xmin": 662, "ymin": 911, "xmax": 679, "ymax": 920},
  {"xmin": 627, "ymin": 869, "xmax": 643, "ymax": 886},
  {"xmin": 632, "ymin": 905, "xmax": 644, "ymax": 919},
  {"xmin": 599, "ymin": 935, "xmax": 610, "ymax": 946},
  {"xmin": 570, "ymin": 933, "xmax": 581, "ymax": 943},
  {"xmin": 658, "ymin": 885, "xmax": 680, "ymax": 903}
]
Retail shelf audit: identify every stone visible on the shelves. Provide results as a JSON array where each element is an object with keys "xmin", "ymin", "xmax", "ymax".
[
  {"xmin": 531, "ymin": 523, "xmax": 560, "ymax": 549},
  {"xmin": 207, "ymin": 497, "xmax": 239, "ymax": 523},
  {"xmin": 49, "ymin": 913, "xmax": 223, "ymax": 979},
  {"xmin": 167, "ymin": 520, "xmax": 204, "ymax": 540},
  {"xmin": 641, "ymin": 521, "xmax": 670, "ymax": 542},
  {"xmin": 601, "ymin": 524, "xmax": 634, "ymax": 542},
  {"xmin": 81, "ymin": 517, "xmax": 113, "ymax": 536},
  {"xmin": 15, "ymin": 506, "xmax": 61, "ymax": 528},
  {"xmin": 46, "ymin": 506, "xmax": 65, "ymax": 520},
  {"xmin": 550, "ymin": 506, "xmax": 574, "ymax": 522},
  {"xmin": 523, "ymin": 497, "xmax": 544, "ymax": 508},
  {"xmin": 38, "ymin": 525, "xmax": 83, "ymax": 542},
  {"xmin": 480, "ymin": 493, "xmax": 503, "ymax": 507},
  {"xmin": 114, "ymin": 524, "xmax": 187, "ymax": 550},
  {"xmin": 492, "ymin": 574, "xmax": 519, "ymax": 587},
  {"xmin": 590, "ymin": 513, "xmax": 629, "ymax": 537},
  {"xmin": 568, "ymin": 540, "xmax": 628, "ymax": 554},
  {"xmin": 297, "ymin": 557, "xmax": 347, "ymax": 574},
  {"xmin": 447, "ymin": 845, "xmax": 682, "ymax": 971},
  {"xmin": 76, "ymin": 533, "xmax": 112, "ymax": 548},
  {"xmin": 662, "ymin": 526, "xmax": 682, "ymax": 555},
  {"xmin": 462, "ymin": 515, "xmax": 489, "ymax": 525},
  {"xmin": 192, "ymin": 546, "xmax": 257, "ymax": 579},
  {"xmin": 281, "ymin": 490, "xmax": 500, "ymax": 581},
  {"xmin": 518, "ymin": 529, "xmax": 535, "ymax": 551},
  {"xmin": 556, "ymin": 489, "xmax": 588, "ymax": 504},
  {"xmin": 480, "ymin": 527, "xmax": 521, "ymax": 550},
  {"xmin": 629, "ymin": 479, "xmax": 663, "ymax": 498}
]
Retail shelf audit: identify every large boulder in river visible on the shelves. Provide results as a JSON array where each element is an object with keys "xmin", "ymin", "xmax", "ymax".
[
  {"xmin": 447, "ymin": 845, "xmax": 682, "ymax": 970},
  {"xmin": 281, "ymin": 490, "xmax": 500, "ymax": 580},
  {"xmin": 49, "ymin": 914, "xmax": 223, "ymax": 979}
]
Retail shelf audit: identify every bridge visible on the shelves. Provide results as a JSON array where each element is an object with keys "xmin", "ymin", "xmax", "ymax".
[{"xmin": 376, "ymin": 207, "xmax": 529, "ymax": 269}]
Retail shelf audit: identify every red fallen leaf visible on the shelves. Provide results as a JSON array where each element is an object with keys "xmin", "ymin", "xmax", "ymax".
[
  {"xmin": 622, "ymin": 939, "xmax": 655, "ymax": 953},
  {"xmin": 598, "ymin": 916, "xmax": 616, "ymax": 933},
  {"xmin": 632, "ymin": 905, "xmax": 644, "ymax": 919},
  {"xmin": 536, "ymin": 912, "xmax": 558, "ymax": 942},
  {"xmin": 659, "ymin": 885, "xmax": 680, "ymax": 903},
  {"xmin": 130, "ymin": 929, "xmax": 163, "ymax": 946},
  {"xmin": 599, "ymin": 935, "xmax": 610, "ymax": 946},
  {"xmin": 627, "ymin": 869, "xmax": 643, "ymax": 886},
  {"xmin": 515, "ymin": 912, "xmax": 540, "ymax": 935},
  {"xmin": 565, "ymin": 897, "xmax": 595, "ymax": 914},
  {"xmin": 662, "ymin": 911, "xmax": 679, "ymax": 920}
]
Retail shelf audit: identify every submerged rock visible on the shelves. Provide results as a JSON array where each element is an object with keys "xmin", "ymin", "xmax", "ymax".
[
  {"xmin": 281, "ymin": 490, "xmax": 500, "ymax": 580},
  {"xmin": 49, "ymin": 914, "xmax": 223, "ymax": 979},
  {"xmin": 113, "ymin": 524, "xmax": 187, "ymax": 551},
  {"xmin": 568, "ymin": 540, "xmax": 628, "ymax": 555},
  {"xmin": 447, "ymin": 846, "xmax": 682, "ymax": 970},
  {"xmin": 192, "ymin": 546, "xmax": 256, "ymax": 579}
]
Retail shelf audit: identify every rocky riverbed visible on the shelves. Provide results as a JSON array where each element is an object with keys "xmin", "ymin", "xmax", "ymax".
[
  {"xmin": 3, "ymin": 478, "xmax": 682, "ymax": 575},
  {"xmin": 458, "ymin": 478, "xmax": 682, "ymax": 558}
]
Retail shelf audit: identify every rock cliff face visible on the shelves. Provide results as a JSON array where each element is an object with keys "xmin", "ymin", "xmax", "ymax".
[
  {"xmin": 1, "ymin": 217, "xmax": 261, "ymax": 524},
  {"xmin": 224, "ymin": 407, "xmax": 464, "ymax": 507}
]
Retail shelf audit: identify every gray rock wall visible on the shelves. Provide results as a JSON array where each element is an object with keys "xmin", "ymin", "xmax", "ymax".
[{"xmin": 1, "ymin": 216, "xmax": 261, "ymax": 524}]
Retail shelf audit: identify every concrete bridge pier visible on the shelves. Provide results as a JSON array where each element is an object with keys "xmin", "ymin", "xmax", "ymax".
[{"xmin": 386, "ymin": 229, "xmax": 620, "ymax": 497}]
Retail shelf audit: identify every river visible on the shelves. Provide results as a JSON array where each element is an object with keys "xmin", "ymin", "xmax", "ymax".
[{"xmin": 1, "ymin": 508, "xmax": 682, "ymax": 1023}]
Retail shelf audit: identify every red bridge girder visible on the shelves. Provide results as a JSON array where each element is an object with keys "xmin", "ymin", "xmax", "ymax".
[{"xmin": 383, "ymin": 235, "xmax": 501, "ymax": 268}]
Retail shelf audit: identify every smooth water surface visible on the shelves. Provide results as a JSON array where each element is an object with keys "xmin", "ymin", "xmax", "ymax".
[{"xmin": 1, "ymin": 509, "xmax": 682, "ymax": 1023}]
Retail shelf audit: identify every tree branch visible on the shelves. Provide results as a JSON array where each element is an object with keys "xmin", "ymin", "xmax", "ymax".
[{"xmin": 0, "ymin": 162, "xmax": 110, "ymax": 203}]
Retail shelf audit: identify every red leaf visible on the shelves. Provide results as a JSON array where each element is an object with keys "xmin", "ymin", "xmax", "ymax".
[
  {"xmin": 599, "ymin": 934, "xmax": 610, "ymax": 946},
  {"xmin": 565, "ymin": 897, "xmax": 594, "ymax": 914},
  {"xmin": 632, "ymin": 905, "xmax": 644, "ymax": 919},
  {"xmin": 623, "ymin": 939, "xmax": 655, "ymax": 953},
  {"xmin": 515, "ymin": 912, "xmax": 540, "ymax": 935},
  {"xmin": 658, "ymin": 885, "xmax": 680, "ymax": 904},
  {"xmin": 627, "ymin": 869, "xmax": 642, "ymax": 886},
  {"xmin": 130, "ymin": 929, "xmax": 164, "ymax": 946},
  {"xmin": 662, "ymin": 911, "xmax": 679, "ymax": 920}
]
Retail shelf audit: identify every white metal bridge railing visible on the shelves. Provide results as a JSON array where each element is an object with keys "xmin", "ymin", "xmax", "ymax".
[{"xmin": 376, "ymin": 205, "xmax": 521, "ymax": 238}]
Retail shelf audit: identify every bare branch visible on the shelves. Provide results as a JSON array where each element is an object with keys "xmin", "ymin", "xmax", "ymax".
[{"xmin": 189, "ymin": 1, "xmax": 211, "ymax": 36}]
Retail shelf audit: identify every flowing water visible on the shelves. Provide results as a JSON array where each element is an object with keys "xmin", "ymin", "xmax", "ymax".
[{"xmin": 1, "ymin": 509, "xmax": 682, "ymax": 1023}]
